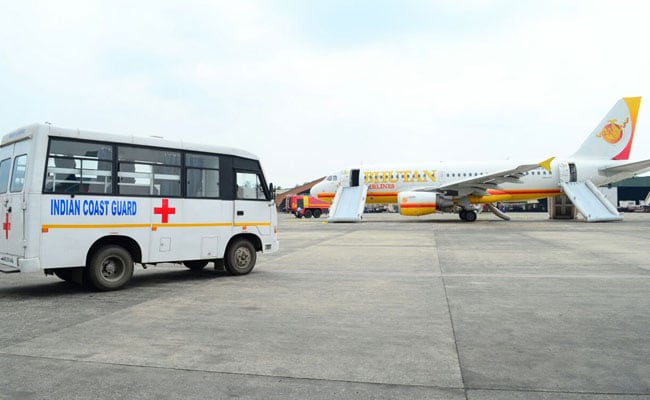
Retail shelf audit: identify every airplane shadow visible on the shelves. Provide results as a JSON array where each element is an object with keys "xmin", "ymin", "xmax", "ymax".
[{"xmin": 359, "ymin": 217, "xmax": 505, "ymax": 224}]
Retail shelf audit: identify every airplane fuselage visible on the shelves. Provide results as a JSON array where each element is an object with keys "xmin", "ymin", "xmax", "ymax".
[{"xmin": 312, "ymin": 159, "xmax": 631, "ymax": 206}]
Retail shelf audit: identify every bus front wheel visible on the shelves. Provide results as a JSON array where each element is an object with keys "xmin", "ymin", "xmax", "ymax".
[
  {"xmin": 225, "ymin": 239, "xmax": 257, "ymax": 275},
  {"xmin": 87, "ymin": 245, "xmax": 134, "ymax": 291}
]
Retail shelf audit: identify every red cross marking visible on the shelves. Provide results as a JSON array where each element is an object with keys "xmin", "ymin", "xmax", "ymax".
[
  {"xmin": 153, "ymin": 199, "xmax": 176, "ymax": 223},
  {"xmin": 3, "ymin": 213, "xmax": 10, "ymax": 239}
]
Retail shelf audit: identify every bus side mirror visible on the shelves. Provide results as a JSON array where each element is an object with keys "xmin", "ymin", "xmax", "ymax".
[{"xmin": 269, "ymin": 183, "xmax": 275, "ymax": 197}]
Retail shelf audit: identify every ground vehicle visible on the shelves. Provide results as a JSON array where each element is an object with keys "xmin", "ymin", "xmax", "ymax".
[
  {"xmin": 285, "ymin": 195, "xmax": 329, "ymax": 218},
  {"xmin": 0, "ymin": 124, "xmax": 279, "ymax": 290}
]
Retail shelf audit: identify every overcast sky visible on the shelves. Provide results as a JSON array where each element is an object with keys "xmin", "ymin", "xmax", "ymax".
[{"xmin": 1, "ymin": 0, "xmax": 650, "ymax": 187}]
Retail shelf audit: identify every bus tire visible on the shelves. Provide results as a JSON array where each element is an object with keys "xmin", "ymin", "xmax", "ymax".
[
  {"xmin": 304, "ymin": 209, "xmax": 313, "ymax": 218},
  {"xmin": 225, "ymin": 239, "xmax": 256, "ymax": 276},
  {"xmin": 87, "ymin": 245, "xmax": 134, "ymax": 291},
  {"xmin": 183, "ymin": 260, "xmax": 209, "ymax": 270},
  {"xmin": 313, "ymin": 209, "xmax": 322, "ymax": 218}
]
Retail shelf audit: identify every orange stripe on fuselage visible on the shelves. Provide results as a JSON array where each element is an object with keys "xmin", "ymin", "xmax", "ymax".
[
  {"xmin": 473, "ymin": 189, "xmax": 561, "ymax": 203},
  {"xmin": 399, "ymin": 202, "xmax": 436, "ymax": 208},
  {"xmin": 318, "ymin": 188, "xmax": 562, "ymax": 205}
]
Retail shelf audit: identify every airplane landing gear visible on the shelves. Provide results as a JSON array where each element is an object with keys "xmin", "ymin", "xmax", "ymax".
[{"xmin": 459, "ymin": 209, "xmax": 477, "ymax": 222}]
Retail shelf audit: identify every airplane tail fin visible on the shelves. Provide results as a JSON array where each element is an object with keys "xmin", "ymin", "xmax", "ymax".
[{"xmin": 571, "ymin": 97, "xmax": 641, "ymax": 160}]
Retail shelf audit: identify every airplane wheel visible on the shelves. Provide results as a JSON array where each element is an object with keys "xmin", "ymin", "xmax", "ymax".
[{"xmin": 465, "ymin": 210, "xmax": 477, "ymax": 222}]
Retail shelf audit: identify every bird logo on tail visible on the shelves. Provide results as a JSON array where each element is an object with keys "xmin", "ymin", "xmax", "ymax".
[{"xmin": 596, "ymin": 117, "xmax": 629, "ymax": 144}]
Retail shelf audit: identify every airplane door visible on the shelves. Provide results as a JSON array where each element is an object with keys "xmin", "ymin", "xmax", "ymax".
[
  {"xmin": 568, "ymin": 163, "xmax": 577, "ymax": 182},
  {"xmin": 350, "ymin": 169, "xmax": 360, "ymax": 187},
  {"xmin": 558, "ymin": 162, "xmax": 577, "ymax": 183}
]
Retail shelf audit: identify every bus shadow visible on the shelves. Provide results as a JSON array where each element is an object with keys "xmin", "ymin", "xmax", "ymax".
[
  {"xmin": 128, "ymin": 267, "xmax": 231, "ymax": 288},
  {"xmin": 0, "ymin": 280, "xmax": 91, "ymax": 298},
  {"xmin": 0, "ymin": 267, "xmax": 232, "ymax": 298}
]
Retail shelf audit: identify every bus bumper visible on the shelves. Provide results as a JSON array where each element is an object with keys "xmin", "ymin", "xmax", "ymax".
[{"xmin": 263, "ymin": 239, "xmax": 279, "ymax": 254}]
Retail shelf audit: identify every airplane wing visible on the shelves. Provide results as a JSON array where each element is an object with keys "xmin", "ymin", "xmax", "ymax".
[
  {"xmin": 414, "ymin": 157, "xmax": 555, "ymax": 196},
  {"xmin": 599, "ymin": 159, "xmax": 650, "ymax": 176}
]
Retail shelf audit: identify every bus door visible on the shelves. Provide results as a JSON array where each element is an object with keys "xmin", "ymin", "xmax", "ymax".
[
  {"xmin": 0, "ymin": 139, "xmax": 29, "ymax": 262},
  {"xmin": 234, "ymin": 170, "xmax": 272, "ymax": 235}
]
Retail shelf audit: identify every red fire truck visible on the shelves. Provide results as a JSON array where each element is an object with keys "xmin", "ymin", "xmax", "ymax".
[{"xmin": 285, "ymin": 195, "xmax": 330, "ymax": 218}]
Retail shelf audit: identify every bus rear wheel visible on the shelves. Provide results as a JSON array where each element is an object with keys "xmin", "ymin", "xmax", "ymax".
[
  {"xmin": 225, "ymin": 239, "xmax": 256, "ymax": 276},
  {"xmin": 183, "ymin": 260, "xmax": 209, "ymax": 270},
  {"xmin": 87, "ymin": 245, "xmax": 134, "ymax": 291}
]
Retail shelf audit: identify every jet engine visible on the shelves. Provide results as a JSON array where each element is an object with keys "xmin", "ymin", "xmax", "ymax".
[{"xmin": 397, "ymin": 191, "xmax": 454, "ymax": 216}]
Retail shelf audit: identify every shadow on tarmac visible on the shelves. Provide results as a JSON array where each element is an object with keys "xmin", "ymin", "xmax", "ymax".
[{"xmin": 0, "ymin": 265, "xmax": 231, "ymax": 298}]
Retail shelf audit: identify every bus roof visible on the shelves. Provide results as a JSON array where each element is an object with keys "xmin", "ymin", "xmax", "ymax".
[{"xmin": 1, "ymin": 123, "xmax": 261, "ymax": 160}]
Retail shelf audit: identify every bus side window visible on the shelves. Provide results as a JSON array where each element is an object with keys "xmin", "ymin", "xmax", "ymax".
[
  {"xmin": 118, "ymin": 145, "xmax": 180, "ymax": 197},
  {"xmin": 94, "ymin": 147, "xmax": 113, "ymax": 194},
  {"xmin": 0, "ymin": 158, "xmax": 11, "ymax": 193},
  {"xmin": 45, "ymin": 138, "xmax": 113, "ymax": 194},
  {"xmin": 186, "ymin": 153, "xmax": 220, "ymax": 198},
  {"xmin": 10, "ymin": 154, "xmax": 28, "ymax": 193},
  {"xmin": 55, "ymin": 157, "xmax": 78, "ymax": 193},
  {"xmin": 236, "ymin": 171, "xmax": 267, "ymax": 200},
  {"xmin": 43, "ymin": 157, "xmax": 79, "ymax": 194}
]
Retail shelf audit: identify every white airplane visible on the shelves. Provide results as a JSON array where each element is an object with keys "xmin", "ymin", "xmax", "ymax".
[{"xmin": 310, "ymin": 97, "xmax": 650, "ymax": 222}]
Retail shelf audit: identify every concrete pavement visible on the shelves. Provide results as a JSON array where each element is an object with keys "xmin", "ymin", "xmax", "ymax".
[{"xmin": 1, "ymin": 212, "xmax": 649, "ymax": 399}]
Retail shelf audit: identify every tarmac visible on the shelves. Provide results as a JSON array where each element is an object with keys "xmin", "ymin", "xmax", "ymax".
[{"xmin": 1, "ymin": 211, "xmax": 649, "ymax": 399}]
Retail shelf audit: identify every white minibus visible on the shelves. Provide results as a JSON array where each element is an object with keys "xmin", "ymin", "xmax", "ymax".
[{"xmin": 0, "ymin": 124, "xmax": 279, "ymax": 290}]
